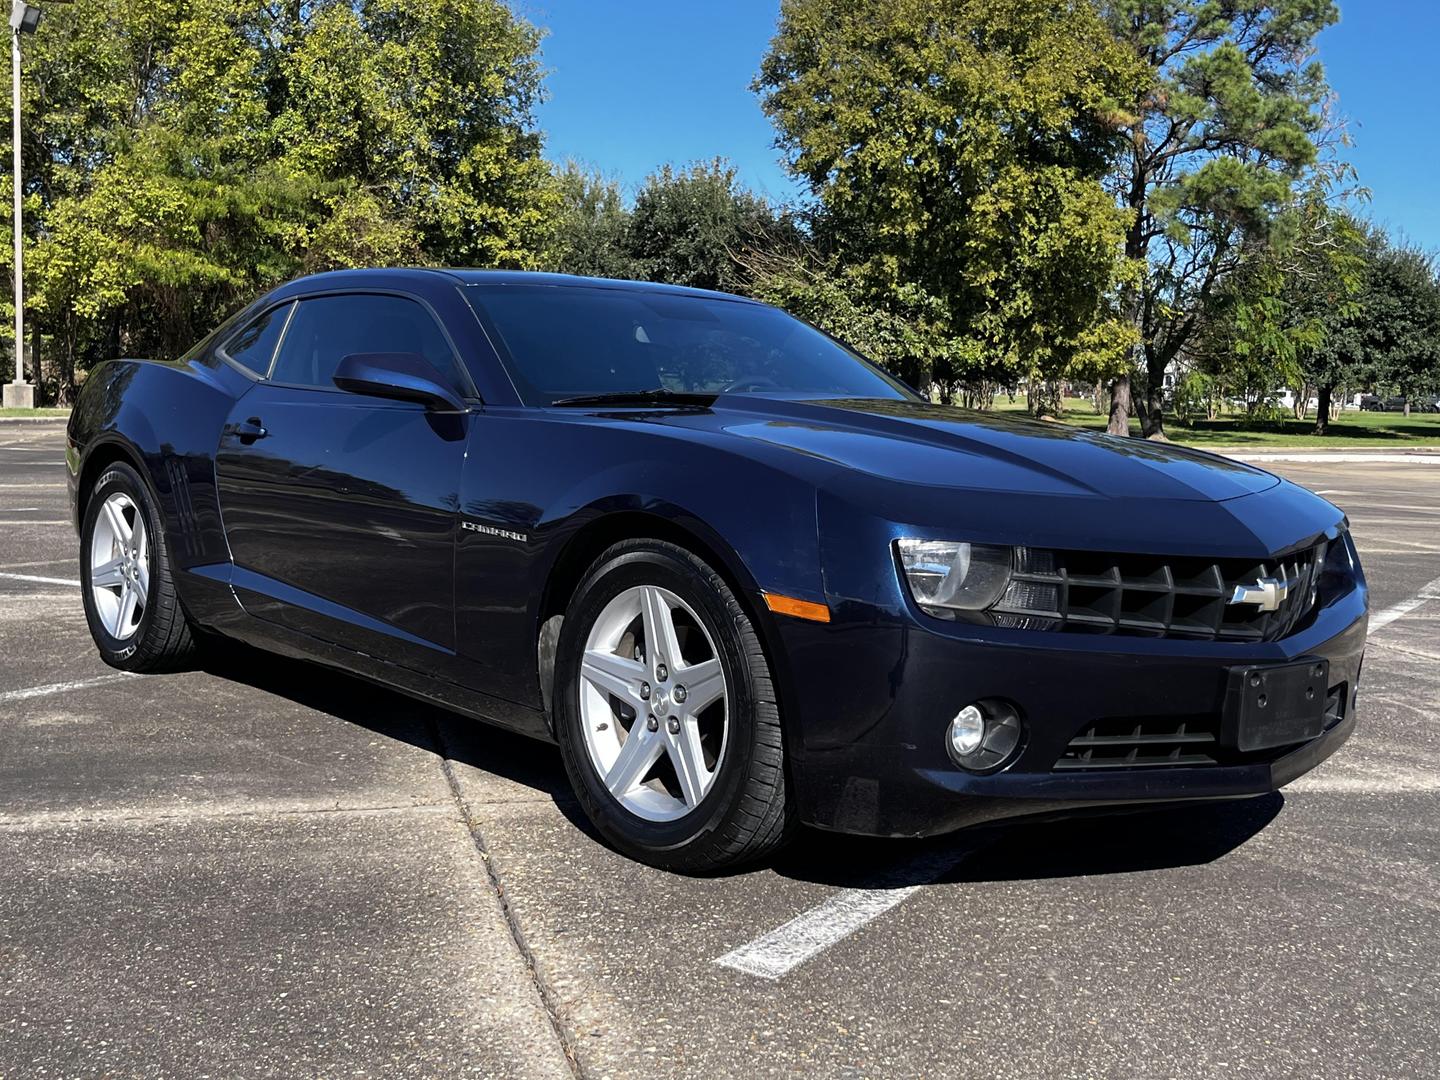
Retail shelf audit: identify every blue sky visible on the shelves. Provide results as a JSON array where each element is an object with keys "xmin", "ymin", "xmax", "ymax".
[{"xmin": 527, "ymin": 1, "xmax": 1440, "ymax": 251}]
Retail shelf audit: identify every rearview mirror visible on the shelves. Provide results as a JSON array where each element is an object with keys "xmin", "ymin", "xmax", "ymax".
[{"xmin": 332, "ymin": 353, "xmax": 467, "ymax": 412}]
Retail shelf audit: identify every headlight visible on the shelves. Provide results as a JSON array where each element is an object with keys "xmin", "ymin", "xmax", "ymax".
[{"xmin": 895, "ymin": 538, "xmax": 1013, "ymax": 615}]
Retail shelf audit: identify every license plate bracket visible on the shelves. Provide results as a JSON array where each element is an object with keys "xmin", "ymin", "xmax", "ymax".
[{"xmin": 1223, "ymin": 658, "xmax": 1329, "ymax": 753}]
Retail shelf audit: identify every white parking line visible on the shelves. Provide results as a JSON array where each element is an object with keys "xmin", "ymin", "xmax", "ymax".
[
  {"xmin": 0, "ymin": 672, "xmax": 135, "ymax": 704},
  {"xmin": 1345, "ymin": 502, "xmax": 1440, "ymax": 514},
  {"xmin": 1289, "ymin": 766, "xmax": 1440, "ymax": 794},
  {"xmin": 0, "ymin": 571, "xmax": 81, "ymax": 587},
  {"xmin": 714, "ymin": 849, "xmax": 969, "ymax": 979},
  {"xmin": 1351, "ymin": 535, "xmax": 1440, "ymax": 552},
  {"xmin": 1369, "ymin": 573, "xmax": 1440, "ymax": 634}
]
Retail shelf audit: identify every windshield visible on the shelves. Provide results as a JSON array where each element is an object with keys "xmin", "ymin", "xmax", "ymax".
[{"xmin": 465, "ymin": 284, "xmax": 914, "ymax": 406}]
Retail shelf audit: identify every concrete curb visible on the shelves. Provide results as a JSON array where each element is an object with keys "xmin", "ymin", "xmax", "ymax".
[{"xmin": 1222, "ymin": 451, "xmax": 1440, "ymax": 464}]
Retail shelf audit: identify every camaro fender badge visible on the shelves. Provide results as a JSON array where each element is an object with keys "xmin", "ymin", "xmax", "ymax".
[
  {"xmin": 461, "ymin": 521, "xmax": 528, "ymax": 543},
  {"xmin": 1228, "ymin": 576, "xmax": 1292, "ymax": 613}
]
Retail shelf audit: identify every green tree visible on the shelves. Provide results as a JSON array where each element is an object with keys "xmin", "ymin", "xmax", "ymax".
[
  {"xmin": 9, "ymin": 0, "xmax": 557, "ymax": 402},
  {"xmin": 1097, "ymin": 0, "xmax": 1340, "ymax": 438},
  {"xmin": 20, "ymin": 0, "xmax": 301, "ymax": 393},
  {"xmin": 1191, "ymin": 194, "xmax": 1367, "ymax": 428},
  {"xmin": 1282, "ymin": 205, "xmax": 1369, "ymax": 431},
  {"xmin": 1352, "ymin": 243, "xmax": 1440, "ymax": 417},
  {"xmin": 271, "ymin": 0, "xmax": 556, "ymax": 268},
  {"xmin": 757, "ymin": 0, "xmax": 1143, "ymax": 407},
  {"xmin": 546, "ymin": 163, "xmax": 639, "ymax": 280},
  {"xmin": 626, "ymin": 160, "xmax": 793, "ymax": 294},
  {"xmin": 745, "ymin": 250, "xmax": 955, "ymax": 395}
]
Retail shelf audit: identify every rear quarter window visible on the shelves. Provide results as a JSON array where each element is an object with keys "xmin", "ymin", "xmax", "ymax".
[{"xmin": 216, "ymin": 303, "xmax": 293, "ymax": 376}]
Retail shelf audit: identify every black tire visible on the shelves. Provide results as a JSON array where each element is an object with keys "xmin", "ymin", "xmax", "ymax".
[
  {"xmin": 553, "ymin": 539, "xmax": 794, "ymax": 873},
  {"xmin": 79, "ymin": 461, "xmax": 198, "ymax": 672}
]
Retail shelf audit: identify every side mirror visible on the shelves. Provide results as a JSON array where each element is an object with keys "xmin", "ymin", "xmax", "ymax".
[{"xmin": 333, "ymin": 352, "xmax": 467, "ymax": 412}]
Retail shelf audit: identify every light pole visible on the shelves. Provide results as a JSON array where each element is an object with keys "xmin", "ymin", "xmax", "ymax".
[{"xmin": 4, "ymin": 0, "xmax": 40, "ymax": 410}]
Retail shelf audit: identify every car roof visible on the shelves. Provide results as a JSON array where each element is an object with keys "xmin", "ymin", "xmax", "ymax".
[{"xmin": 268, "ymin": 267, "xmax": 761, "ymax": 305}]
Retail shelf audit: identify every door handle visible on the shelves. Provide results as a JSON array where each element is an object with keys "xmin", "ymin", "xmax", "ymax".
[{"xmin": 231, "ymin": 417, "xmax": 268, "ymax": 444}]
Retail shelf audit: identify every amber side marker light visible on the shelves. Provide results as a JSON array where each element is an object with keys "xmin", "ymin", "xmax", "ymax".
[{"xmin": 763, "ymin": 592, "xmax": 831, "ymax": 623}]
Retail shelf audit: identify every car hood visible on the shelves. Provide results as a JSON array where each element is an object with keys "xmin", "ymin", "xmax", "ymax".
[{"xmin": 691, "ymin": 396, "xmax": 1280, "ymax": 503}]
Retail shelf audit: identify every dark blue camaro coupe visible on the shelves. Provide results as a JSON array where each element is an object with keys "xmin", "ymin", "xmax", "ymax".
[{"xmin": 68, "ymin": 269, "xmax": 1367, "ymax": 871}]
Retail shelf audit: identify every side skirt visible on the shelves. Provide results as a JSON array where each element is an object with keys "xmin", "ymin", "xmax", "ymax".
[{"xmin": 179, "ymin": 564, "xmax": 553, "ymax": 742}]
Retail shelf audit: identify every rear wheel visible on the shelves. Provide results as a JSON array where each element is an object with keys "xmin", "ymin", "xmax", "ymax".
[
  {"xmin": 80, "ymin": 462, "xmax": 197, "ymax": 672},
  {"xmin": 553, "ymin": 540, "xmax": 793, "ymax": 872}
]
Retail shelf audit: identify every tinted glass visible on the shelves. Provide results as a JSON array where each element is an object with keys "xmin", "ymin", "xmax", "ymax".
[
  {"xmin": 220, "ymin": 302, "xmax": 292, "ymax": 375},
  {"xmin": 270, "ymin": 294, "xmax": 467, "ymax": 393},
  {"xmin": 466, "ymin": 285, "xmax": 912, "ymax": 406}
]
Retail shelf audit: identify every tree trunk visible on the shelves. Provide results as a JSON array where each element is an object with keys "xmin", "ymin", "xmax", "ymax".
[
  {"xmin": 1404, "ymin": 400, "xmax": 1412, "ymax": 417},
  {"xmin": 1111, "ymin": 132, "xmax": 1151, "ymax": 441},
  {"xmin": 1028, "ymin": 379, "xmax": 1064, "ymax": 420},
  {"xmin": 1294, "ymin": 384, "xmax": 1312, "ymax": 420},
  {"xmin": 1107, "ymin": 374, "xmax": 1131, "ymax": 436},
  {"xmin": 1314, "ymin": 384, "xmax": 1332, "ymax": 435},
  {"xmin": 1140, "ymin": 355, "xmax": 1168, "ymax": 440}
]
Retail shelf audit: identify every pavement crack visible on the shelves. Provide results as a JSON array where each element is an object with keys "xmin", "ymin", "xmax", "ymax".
[
  {"xmin": 1369, "ymin": 638, "xmax": 1440, "ymax": 663},
  {"xmin": 431, "ymin": 718, "xmax": 589, "ymax": 1080}
]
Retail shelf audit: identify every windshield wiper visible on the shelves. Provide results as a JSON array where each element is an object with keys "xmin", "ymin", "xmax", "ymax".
[{"xmin": 549, "ymin": 388, "xmax": 718, "ymax": 408}]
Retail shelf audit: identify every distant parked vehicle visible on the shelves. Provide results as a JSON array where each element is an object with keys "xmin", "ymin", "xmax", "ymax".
[
  {"xmin": 1376, "ymin": 396, "xmax": 1440, "ymax": 413},
  {"xmin": 1357, "ymin": 394, "xmax": 1382, "ymax": 412}
]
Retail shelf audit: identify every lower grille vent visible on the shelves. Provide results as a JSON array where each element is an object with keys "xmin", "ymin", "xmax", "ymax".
[
  {"xmin": 1054, "ymin": 716, "xmax": 1220, "ymax": 770},
  {"xmin": 1056, "ymin": 685, "xmax": 1347, "ymax": 772}
]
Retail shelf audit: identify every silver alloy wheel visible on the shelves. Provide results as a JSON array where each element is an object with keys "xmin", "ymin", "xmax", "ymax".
[
  {"xmin": 90, "ymin": 491, "xmax": 149, "ymax": 642},
  {"xmin": 578, "ymin": 584, "xmax": 729, "ymax": 822}
]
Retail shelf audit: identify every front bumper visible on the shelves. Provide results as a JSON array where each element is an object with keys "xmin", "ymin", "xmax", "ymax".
[{"xmin": 776, "ymin": 580, "xmax": 1367, "ymax": 838}]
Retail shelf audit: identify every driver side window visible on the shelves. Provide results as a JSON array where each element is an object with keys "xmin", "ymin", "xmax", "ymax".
[{"xmin": 270, "ymin": 294, "xmax": 468, "ymax": 395}]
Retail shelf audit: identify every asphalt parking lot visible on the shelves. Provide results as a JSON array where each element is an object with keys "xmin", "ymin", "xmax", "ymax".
[{"xmin": 3, "ymin": 420, "xmax": 1439, "ymax": 1080}]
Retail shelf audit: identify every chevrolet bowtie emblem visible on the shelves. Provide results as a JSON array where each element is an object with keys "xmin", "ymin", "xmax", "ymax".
[{"xmin": 1228, "ymin": 576, "xmax": 1291, "ymax": 612}]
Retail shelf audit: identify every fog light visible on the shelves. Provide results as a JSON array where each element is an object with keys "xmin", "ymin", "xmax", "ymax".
[
  {"xmin": 949, "ymin": 705, "xmax": 986, "ymax": 757},
  {"xmin": 946, "ymin": 699, "xmax": 1024, "ymax": 772}
]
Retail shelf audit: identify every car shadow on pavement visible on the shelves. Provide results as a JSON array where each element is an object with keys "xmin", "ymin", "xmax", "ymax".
[
  {"xmin": 769, "ymin": 793, "xmax": 1285, "ymax": 890},
  {"xmin": 196, "ymin": 641, "xmax": 583, "ymax": 809},
  {"xmin": 195, "ymin": 643, "xmax": 1286, "ymax": 885}
]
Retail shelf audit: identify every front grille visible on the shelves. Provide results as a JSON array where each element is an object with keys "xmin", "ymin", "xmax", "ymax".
[{"xmin": 992, "ymin": 543, "xmax": 1326, "ymax": 643}]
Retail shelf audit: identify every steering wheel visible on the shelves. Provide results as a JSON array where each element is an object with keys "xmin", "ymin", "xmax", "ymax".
[{"xmin": 721, "ymin": 376, "xmax": 780, "ymax": 394}]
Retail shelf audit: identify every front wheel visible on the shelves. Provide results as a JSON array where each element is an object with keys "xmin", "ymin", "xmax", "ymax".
[{"xmin": 553, "ymin": 540, "xmax": 793, "ymax": 872}]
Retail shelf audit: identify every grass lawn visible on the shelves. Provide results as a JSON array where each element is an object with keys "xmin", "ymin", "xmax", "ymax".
[
  {"xmin": 990, "ymin": 397, "xmax": 1440, "ymax": 448},
  {"xmin": 0, "ymin": 407, "xmax": 70, "ymax": 419}
]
